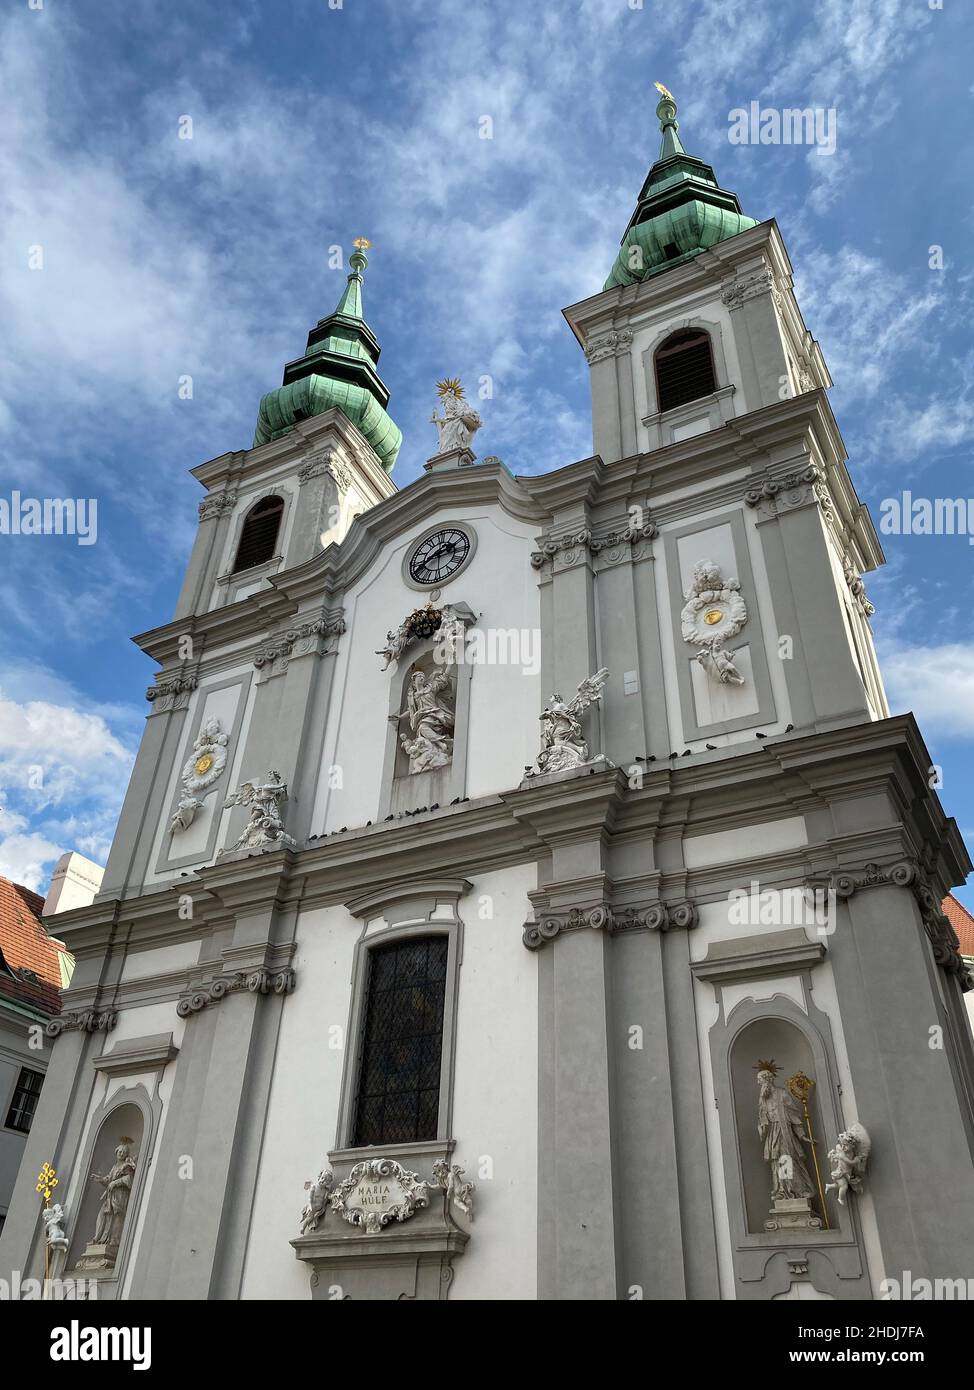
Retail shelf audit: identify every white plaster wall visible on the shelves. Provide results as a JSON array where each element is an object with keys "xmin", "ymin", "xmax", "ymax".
[
  {"xmin": 448, "ymin": 865, "xmax": 538, "ymax": 1300},
  {"xmin": 313, "ymin": 506, "xmax": 541, "ymax": 832},
  {"xmin": 240, "ymin": 864, "xmax": 538, "ymax": 1300}
]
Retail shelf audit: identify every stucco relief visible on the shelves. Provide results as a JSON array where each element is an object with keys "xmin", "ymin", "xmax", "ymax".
[
  {"xmin": 530, "ymin": 516, "xmax": 657, "ymax": 571},
  {"xmin": 223, "ymin": 770, "xmax": 296, "ymax": 852},
  {"xmin": 522, "ymin": 898, "xmax": 698, "ymax": 950},
  {"xmin": 826, "ymin": 1124, "xmax": 871, "ymax": 1207},
  {"xmin": 169, "ymin": 716, "xmax": 230, "ymax": 835},
  {"xmin": 533, "ymin": 668, "xmax": 610, "ymax": 774},
  {"xmin": 681, "ymin": 559, "xmax": 747, "ymax": 686}
]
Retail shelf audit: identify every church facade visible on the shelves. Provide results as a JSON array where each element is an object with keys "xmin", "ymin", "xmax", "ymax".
[{"xmin": 3, "ymin": 93, "xmax": 973, "ymax": 1302}]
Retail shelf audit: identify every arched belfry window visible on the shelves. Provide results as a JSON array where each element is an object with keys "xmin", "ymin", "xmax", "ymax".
[
  {"xmin": 351, "ymin": 935, "xmax": 448, "ymax": 1146},
  {"xmin": 655, "ymin": 329, "xmax": 717, "ymax": 413},
  {"xmin": 232, "ymin": 495, "xmax": 284, "ymax": 573}
]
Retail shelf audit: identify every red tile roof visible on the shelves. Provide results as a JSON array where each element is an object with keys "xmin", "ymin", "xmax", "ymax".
[
  {"xmin": 0, "ymin": 876, "xmax": 66, "ymax": 1018},
  {"xmin": 944, "ymin": 894, "xmax": 974, "ymax": 958}
]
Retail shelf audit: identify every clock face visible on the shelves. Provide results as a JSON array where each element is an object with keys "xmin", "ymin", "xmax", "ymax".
[{"xmin": 408, "ymin": 527, "xmax": 471, "ymax": 586}]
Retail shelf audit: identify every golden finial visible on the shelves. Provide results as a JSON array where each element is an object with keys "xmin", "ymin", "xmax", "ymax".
[
  {"xmin": 654, "ymin": 81, "xmax": 675, "ymax": 103},
  {"xmin": 352, "ymin": 237, "xmax": 373, "ymax": 251},
  {"xmin": 753, "ymin": 1058, "xmax": 780, "ymax": 1076},
  {"xmin": 36, "ymin": 1161, "xmax": 59, "ymax": 1203},
  {"xmin": 436, "ymin": 377, "xmax": 465, "ymax": 399}
]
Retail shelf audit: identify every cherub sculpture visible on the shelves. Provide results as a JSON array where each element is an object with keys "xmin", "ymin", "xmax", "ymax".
[
  {"xmin": 376, "ymin": 621, "xmax": 412, "ymax": 671},
  {"xmin": 224, "ymin": 770, "xmax": 296, "ymax": 852},
  {"xmin": 825, "ymin": 1123, "xmax": 871, "ymax": 1205},
  {"xmin": 299, "ymin": 1169, "xmax": 334, "ymax": 1235},
  {"xmin": 535, "ymin": 668, "xmax": 610, "ymax": 774},
  {"xmin": 42, "ymin": 1202, "xmax": 68, "ymax": 1249}
]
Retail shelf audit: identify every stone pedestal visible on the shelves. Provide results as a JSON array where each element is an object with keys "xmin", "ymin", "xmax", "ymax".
[
  {"xmin": 423, "ymin": 447, "xmax": 476, "ymax": 474},
  {"xmin": 75, "ymin": 1241, "xmax": 118, "ymax": 1272},
  {"xmin": 764, "ymin": 1197, "xmax": 822, "ymax": 1232}
]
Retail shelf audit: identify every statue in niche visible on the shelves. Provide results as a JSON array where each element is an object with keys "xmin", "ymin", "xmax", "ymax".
[
  {"xmin": 223, "ymin": 770, "xmax": 296, "ymax": 851},
  {"xmin": 430, "ymin": 378, "xmax": 482, "ymax": 455},
  {"xmin": 826, "ymin": 1123, "xmax": 871, "ymax": 1205},
  {"xmin": 535, "ymin": 668, "xmax": 610, "ymax": 774},
  {"xmin": 77, "ymin": 1139, "xmax": 137, "ymax": 1269},
  {"xmin": 395, "ymin": 668, "xmax": 455, "ymax": 773},
  {"xmin": 755, "ymin": 1061, "xmax": 816, "ymax": 1202}
]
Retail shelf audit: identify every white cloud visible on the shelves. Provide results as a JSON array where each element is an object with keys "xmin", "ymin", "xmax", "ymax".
[{"xmin": 881, "ymin": 642, "xmax": 974, "ymax": 738}]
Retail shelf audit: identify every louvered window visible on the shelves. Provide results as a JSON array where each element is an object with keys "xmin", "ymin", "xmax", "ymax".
[
  {"xmin": 351, "ymin": 936, "xmax": 448, "ymax": 1146},
  {"xmin": 232, "ymin": 495, "xmax": 284, "ymax": 573},
  {"xmin": 655, "ymin": 330, "xmax": 717, "ymax": 413}
]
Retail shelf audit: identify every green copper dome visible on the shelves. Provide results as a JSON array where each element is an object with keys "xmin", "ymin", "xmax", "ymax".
[
  {"xmin": 604, "ymin": 92, "xmax": 757, "ymax": 290},
  {"xmin": 254, "ymin": 244, "xmax": 402, "ymax": 471}
]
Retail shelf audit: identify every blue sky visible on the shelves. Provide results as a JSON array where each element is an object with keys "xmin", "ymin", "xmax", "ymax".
[{"xmin": 0, "ymin": 0, "xmax": 972, "ymax": 902}]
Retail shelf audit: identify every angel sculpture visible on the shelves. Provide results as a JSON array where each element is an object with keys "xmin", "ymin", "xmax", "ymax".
[
  {"xmin": 376, "ymin": 620, "xmax": 412, "ymax": 671},
  {"xmin": 42, "ymin": 1202, "xmax": 69, "ymax": 1249},
  {"xmin": 223, "ymin": 770, "xmax": 296, "ymax": 852},
  {"xmin": 825, "ymin": 1123, "xmax": 871, "ymax": 1206},
  {"xmin": 535, "ymin": 668, "xmax": 610, "ymax": 774},
  {"xmin": 299, "ymin": 1169, "xmax": 334, "ymax": 1235},
  {"xmin": 395, "ymin": 669, "xmax": 455, "ymax": 773}
]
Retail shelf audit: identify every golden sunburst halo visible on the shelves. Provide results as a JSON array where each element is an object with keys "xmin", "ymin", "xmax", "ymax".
[
  {"xmin": 352, "ymin": 237, "xmax": 372, "ymax": 251},
  {"xmin": 436, "ymin": 377, "xmax": 465, "ymax": 399}
]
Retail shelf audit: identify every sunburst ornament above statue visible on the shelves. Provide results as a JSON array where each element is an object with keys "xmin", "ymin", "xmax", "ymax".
[
  {"xmin": 753, "ymin": 1058, "xmax": 781, "ymax": 1076},
  {"xmin": 436, "ymin": 377, "xmax": 465, "ymax": 399}
]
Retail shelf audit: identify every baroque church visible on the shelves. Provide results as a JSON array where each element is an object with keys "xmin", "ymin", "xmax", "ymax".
[{"xmin": 3, "ymin": 90, "xmax": 973, "ymax": 1302}]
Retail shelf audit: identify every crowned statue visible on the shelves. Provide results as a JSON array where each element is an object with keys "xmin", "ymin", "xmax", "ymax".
[{"xmin": 430, "ymin": 378, "xmax": 482, "ymax": 456}]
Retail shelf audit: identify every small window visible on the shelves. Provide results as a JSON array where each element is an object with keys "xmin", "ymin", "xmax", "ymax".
[
  {"xmin": 655, "ymin": 329, "xmax": 717, "ymax": 413},
  {"xmin": 232, "ymin": 495, "xmax": 284, "ymax": 573},
  {"xmin": 351, "ymin": 936, "xmax": 448, "ymax": 1146},
  {"xmin": 5, "ymin": 1066, "xmax": 43, "ymax": 1134}
]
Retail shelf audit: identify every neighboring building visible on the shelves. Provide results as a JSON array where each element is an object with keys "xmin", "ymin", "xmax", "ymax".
[
  {"xmin": 0, "ymin": 877, "xmax": 71, "ymax": 1235},
  {"xmin": 944, "ymin": 895, "xmax": 974, "ymax": 1033},
  {"xmin": 2, "ymin": 91, "xmax": 973, "ymax": 1300},
  {"xmin": 43, "ymin": 852, "xmax": 105, "ymax": 919}
]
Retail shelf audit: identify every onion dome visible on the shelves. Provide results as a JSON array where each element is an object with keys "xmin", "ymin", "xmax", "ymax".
[
  {"xmin": 604, "ymin": 89, "xmax": 758, "ymax": 290},
  {"xmin": 253, "ymin": 241, "xmax": 402, "ymax": 471}
]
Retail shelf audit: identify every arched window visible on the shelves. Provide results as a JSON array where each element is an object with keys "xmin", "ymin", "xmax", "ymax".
[
  {"xmin": 655, "ymin": 329, "xmax": 717, "ymax": 413},
  {"xmin": 232, "ymin": 495, "xmax": 284, "ymax": 573},
  {"xmin": 351, "ymin": 935, "xmax": 448, "ymax": 1146}
]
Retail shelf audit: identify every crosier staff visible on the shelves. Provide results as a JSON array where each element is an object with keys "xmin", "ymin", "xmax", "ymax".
[{"xmin": 788, "ymin": 1072, "xmax": 829, "ymax": 1230}]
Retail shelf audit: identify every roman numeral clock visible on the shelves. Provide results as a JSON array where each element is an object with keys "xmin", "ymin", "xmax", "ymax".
[{"xmin": 404, "ymin": 524, "xmax": 476, "ymax": 589}]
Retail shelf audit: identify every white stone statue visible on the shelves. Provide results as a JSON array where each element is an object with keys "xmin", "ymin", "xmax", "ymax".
[
  {"xmin": 756, "ymin": 1065, "xmax": 816, "ymax": 1203},
  {"xmin": 376, "ymin": 620, "xmax": 412, "ymax": 671},
  {"xmin": 430, "ymin": 378, "xmax": 482, "ymax": 455},
  {"xmin": 535, "ymin": 668, "xmax": 610, "ymax": 774},
  {"xmin": 432, "ymin": 604, "xmax": 467, "ymax": 665},
  {"xmin": 431, "ymin": 1159, "xmax": 475, "ymax": 1219},
  {"xmin": 300, "ymin": 1169, "xmax": 334, "ymax": 1235},
  {"xmin": 224, "ymin": 770, "xmax": 296, "ymax": 851},
  {"xmin": 77, "ymin": 1140, "xmax": 137, "ymax": 1269},
  {"xmin": 170, "ymin": 716, "xmax": 230, "ymax": 834},
  {"xmin": 825, "ymin": 1123, "xmax": 871, "ymax": 1205},
  {"xmin": 42, "ymin": 1202, "xmax": 68, "ymax": 1250},
  {"xmin": 680, "ymin": 559, "xmax": 748, "ymax": 686},
  {"xmin": 395, "ymin": 669, "xmax": 455, "ymax": 773}
]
